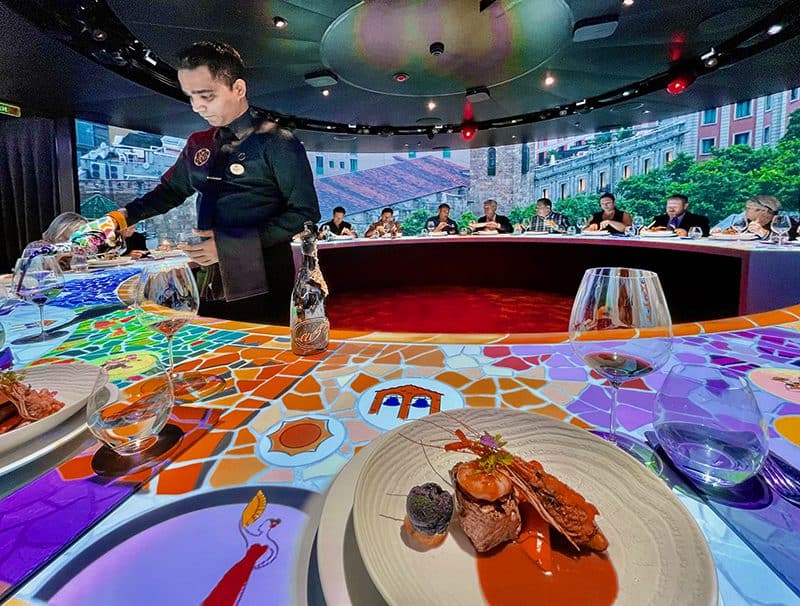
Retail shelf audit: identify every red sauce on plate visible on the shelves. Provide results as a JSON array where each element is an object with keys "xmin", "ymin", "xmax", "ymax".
[{"xmin": 476, "ymin": 507, "xmax": 618, "ymax": 605}]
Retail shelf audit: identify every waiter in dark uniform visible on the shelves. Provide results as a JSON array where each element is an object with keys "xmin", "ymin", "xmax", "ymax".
[{"xmin": 117, "ymin": 41, "xmax": 320, "ymax": 325}]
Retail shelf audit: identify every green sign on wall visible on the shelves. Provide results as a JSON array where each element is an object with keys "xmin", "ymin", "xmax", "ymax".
[{"xmin": 0, "ymin": 102, "xmax": 21, "ymax": 118}]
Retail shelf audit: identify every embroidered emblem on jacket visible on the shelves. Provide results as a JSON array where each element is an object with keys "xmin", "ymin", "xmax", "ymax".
[{"xmin": 194, "ymin": 148, "xmax": 211, "ymax": 166}]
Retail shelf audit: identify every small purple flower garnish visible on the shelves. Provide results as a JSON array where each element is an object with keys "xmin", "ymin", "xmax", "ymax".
[{"xmin": 480, "ymin": 433, "xmax": 499, "ymax": 450}]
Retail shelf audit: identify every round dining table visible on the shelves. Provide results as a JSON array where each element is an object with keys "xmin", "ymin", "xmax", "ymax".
[{"xmin": 1, "ymin": 241, "xmax": 799, "ymax": 606}]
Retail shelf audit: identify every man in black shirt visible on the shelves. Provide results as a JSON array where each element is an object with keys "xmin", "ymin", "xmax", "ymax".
[
  {"xmin": 319, "ymin": 206, "xmax": 354, "ymax": 237},
  {"xmin": 425, "ymin": 203, "xmax": 458, "ymax": 234},
  {"xmin": 471, "ymin": 199, "xmax": 513, "ymax": 234},
  {"xmin": 118, "ymin": 41, "xmax": 320, "ymax": 325}
]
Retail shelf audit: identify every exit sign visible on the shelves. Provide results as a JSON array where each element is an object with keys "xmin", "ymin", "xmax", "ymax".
[{"xmin": 0, "ymin": 102, "xmax": 21, "ymax": 118}]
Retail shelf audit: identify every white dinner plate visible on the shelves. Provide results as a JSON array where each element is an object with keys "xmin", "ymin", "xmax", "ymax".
[
  {"xmin": 524, "ymin": 231, "xmax": 551, "ymax": 236},
  {"xmin": 426, "ymin": 231, "xmax": 450, "ymax": 237},
  {"xmin": 0, "ymin": 362, "xmax": 108, "ymax": 455},
  {"xmin": 579, "ymin": 230, "xmax": 613, "ymax": 236},
  {"xmin": 640, "ymin": 230, "xmax": 677, "ymax": 238},
  {"xmin": 0, "ymin": 383, "xmax": 118, "ymax": 476},
  {"xmin": 87, "ymin": 257, "xmax": 135, "ymax": 268},
  {"xmin": 329, "ymin": 234, "xmax": 355, "ymax": 241},
  {"xmin": 475, "ymin": 230, "xmax": 499, "ymax": 235},
  {"xmin": 709, "ymin": 232, "xmax": 760, "ymax": 241},
  {"xmin": 317, "ymin": 434, "xmax": 389, "ymax": 606},
  {"xmin": 353, "ymin": 408, "xmax": 717, "ymax": 606}
]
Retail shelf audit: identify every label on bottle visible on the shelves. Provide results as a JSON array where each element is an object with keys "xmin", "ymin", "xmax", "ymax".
[{"xmin": 291, "ymin": 318, "xmax": 330, "ymax": 355}]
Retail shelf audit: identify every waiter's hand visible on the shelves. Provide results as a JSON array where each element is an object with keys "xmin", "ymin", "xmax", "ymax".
[{"xmin": 183, "ymin": 229, "xmax": 219, "ymax": 266}]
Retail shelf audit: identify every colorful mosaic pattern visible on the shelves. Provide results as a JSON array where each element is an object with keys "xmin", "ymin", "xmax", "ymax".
[{"xmin": 3, "ymin": 270, "xmax": 800, "ymax": 605}]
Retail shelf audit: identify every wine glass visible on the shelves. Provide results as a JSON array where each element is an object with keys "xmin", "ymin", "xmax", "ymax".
[
  {"xmin": 731, "ymin": 214, "xmax": 748, "ymax": 235},
  {"xmin": 688, "ymin": 226, "xmax": 704, "ymax": 240},
  {"xmin": 134, "ymin": 260, "xmax": 224, "ymax": 401},
  {"xmin": 633, "ymin": 215, "xmax": 644, "ymax": 235},
  {"xmin": 320, "ymin": 224, "xmax": 331, "ymax": 240},
  {"xmin": 654, "ymin": 364, "xmax": 768, "ymax": 487},
  {"xmin": 567, "ymin": 225, "xmax": 577, "ymax": 236},
  {"xmin": 0, "ymin": 283, "xmax": 16, "ymax": 369},
  {"xmin": 12, "ymin": 253, "xmax": 65, "ymax": 344},
  {"xmin": 569, "ymin": 267, "xmax": 673, "ymax": 458},
  {"xmin": 425, "ymin": 220, "xmax": 435, "ymax": 236},
  {"xmin": 771, "ymin": 214, "xmax": 791, "ymax": 247}
]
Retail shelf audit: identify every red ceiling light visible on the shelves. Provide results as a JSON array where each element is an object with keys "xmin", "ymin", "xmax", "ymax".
[
  {"xmin": 393, "ymin": 72, "xmax": 410, "ymax": 83},
  {"xmin": 461, "ymin": 121, "xmax": 478, "ymax": 141},
  {"xmin": 666, "ymin": 73, "xmax": 695, "ymax": 95}
]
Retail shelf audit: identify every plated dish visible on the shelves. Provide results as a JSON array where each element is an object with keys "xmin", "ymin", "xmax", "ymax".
[
  {"xmin": 578, "ymin": 230, "xmax": 613, "ymax": 236},
  {"xmin": 0, "ymin": 383, "xmax": 118, "ymax": 476},
  {"xmin": 709, "ymin": 232, "xmax": 760, "ymax": 241},
  {"xmin": 0, "ymin": 362, "xmax": 108, "ymax": 454},
  {"xmin": 353, "ymin": 408, "xmax": 717, "ymax": 606},
  {"xmin": 640, "ymin": 230, "xmax": 677, "ymax": 238},
  {"xmin": 475, "ymin": 230, "xmax": 499, "ymax": 235}
]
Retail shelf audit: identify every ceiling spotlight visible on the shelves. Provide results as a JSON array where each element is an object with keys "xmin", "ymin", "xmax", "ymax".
[
  {"xmin": 466, "ymin": 86, "xmax": 490, "ymax": 103},
  {"xmin": 767, "ymin": 24, "xmax": 783, "ymax": 36},
  {"xmin": 91, "ymin": 28, "xmax": 108, "ymax": 42},
  {"xmin": 427, "ymin": 100, "xmax": 437, "ymax": 110},
  {"xmin": 643, "ymin": 109, "xmax": 651, "ymax": 114},
  {"xmin": 461, "ymin": 121, "xmax": 478, "ymax": 141},
  {"xmin": 701, "ymin": 48, "xmax": 718, "ymax": 68},
  {"xmin": 321, "ymin": 89, "xmax": 330, "ymax": 96},
  {"xmin": 666, "ymin": 72, "xmax": 695, "ymax": 95},
  {"xmin": 393, "ymin": 72, "xmax": 410, "ymax": 83},
  {"xmin": 273, "ymin": 16, "xmax": 288, "ymax": 28},
  {"xmin": 544, "ymin": 73, "xmax": 556, "ymax": 87},
  {"xmin": 622, "ymin": 0, "xmax": 634, "ymax": 6},
  {"xmin": 429, "ymin": 41, "xmax": 445, "ymax": 56}
]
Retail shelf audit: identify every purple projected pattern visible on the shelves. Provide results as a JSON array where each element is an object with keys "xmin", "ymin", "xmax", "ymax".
[
  {"xmin": 48, "ymin": 502, "xmax": 306, "ymax": 606},
  {"xmin": 0, "ymin": 406, "xmax": 219, "ymax": 600}
]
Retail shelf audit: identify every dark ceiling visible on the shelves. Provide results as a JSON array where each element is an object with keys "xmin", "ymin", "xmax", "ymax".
[{"xmin": 1, "ymin": 0, "xmax": 800, "ymax": 151}]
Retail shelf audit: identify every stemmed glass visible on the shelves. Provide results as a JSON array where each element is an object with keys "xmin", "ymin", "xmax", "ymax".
[
  {"xmin": 731, "ymin": 215, "xmax": 748, "ymax": 237},
  {"xmin": 771, "ymin": 214, "xmax": 791, "ymax": 247},
  {"xmin": 0, "ymin": 284, "xmax": 16, "ymax": 369},
  {"xmin": 12, "ymin": 254, "xmax": 65, "ymax": 344},
  {"xmin": 134, "ymin": 261, "xmax": 224, "ymax": 401},
  {"xmin": 688, "ymin": 226, "xmax": 704, "ymax": 240},
  {"xmin": 425, "ymin": 220, "xmax": 435, "ymax": 236},
  {"xmin": 569, "ymin": 267, "xmax": 673, "ymax": 458},
  {"xmin": 633, "ymin": 215, "xmax": 644, "ymax": 235}
]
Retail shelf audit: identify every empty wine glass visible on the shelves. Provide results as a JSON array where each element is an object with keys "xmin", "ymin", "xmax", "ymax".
[
  {"xmin": 633, "ymin": 215, "xmax": 644, "ymax": 234},
  {"xmin": 569, "ymin": 267, "xmax": 673, "ymax": 458},
  {"xmin": 567, "ymin": 225, "xmax": 577, "ymax": 236},
  {"xmin": 654, "ymin": 364, "xmax": 768, "ymax": 487},
  {"xmin": 688, "ymin": 226, "xmax": 704, "ymax": 240},
  {"xmin": 12, "ymin": 252, "xmax": 65, "ymax": 344},
  {"xmin": 425, "ymin": 220, "xmax": 435, "ymax": 236},
  {"xmin": 731, "ymin": 214, "xmax": 748, "ymax": 235},
  {"xmin": 134, "ymin": 260, "xmax": 224, "ymax": 401},
  {"xmin": 771, "ymin": 214, "xmax": 791, "ymax": 247}
]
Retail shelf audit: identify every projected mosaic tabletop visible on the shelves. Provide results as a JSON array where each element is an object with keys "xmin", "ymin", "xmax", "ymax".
[{"xmin": 2, "ymin": 265, "xmax": 800, "ymax": 606}]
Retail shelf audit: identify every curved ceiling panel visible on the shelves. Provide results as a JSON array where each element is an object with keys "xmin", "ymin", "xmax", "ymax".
[{"xmin": 1, "ymin": 0, "xmax": 798, "ymax": 151}]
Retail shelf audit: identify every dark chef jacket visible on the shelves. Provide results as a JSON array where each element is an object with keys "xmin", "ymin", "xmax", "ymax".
[{"xmin": 124, "ymin": 108, "xmax": 320, "ymax": 301}]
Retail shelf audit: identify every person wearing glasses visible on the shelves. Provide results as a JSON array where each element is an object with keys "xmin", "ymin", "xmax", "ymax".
[
  {"xmin": 527, "ymin": 197, "xmax": 570, "ymax": 233},
  {"xmin": 711, "ymin": 195, "xmax": 797, "ymax": 240}
]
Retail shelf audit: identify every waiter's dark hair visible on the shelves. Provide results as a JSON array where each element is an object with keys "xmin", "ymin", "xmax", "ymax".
[
  {"xmin": 333, "ymin": 206, "xmax": 346, "ymax": 215},
  {"xmin": 177, "ymin": 41, "xmax": 245, "ymax": 87}
]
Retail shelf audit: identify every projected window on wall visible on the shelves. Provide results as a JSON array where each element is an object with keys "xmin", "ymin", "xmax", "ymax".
[{"xmin": 74, "ymin": 119, "xmax": 194, "ymax": 247}]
